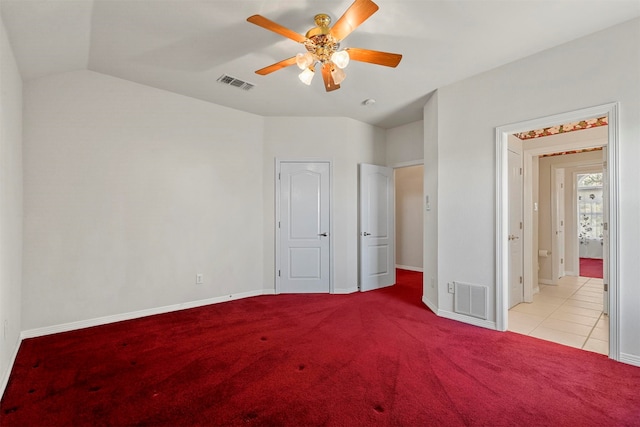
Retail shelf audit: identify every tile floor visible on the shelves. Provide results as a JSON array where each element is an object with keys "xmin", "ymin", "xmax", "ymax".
[{"xmin": 508, "ymin": 275, "xmax": 608, "ymax": 355}]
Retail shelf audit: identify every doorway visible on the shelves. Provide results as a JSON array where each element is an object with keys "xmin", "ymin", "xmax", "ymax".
[
  {"xmin": 496, "ymin": 103, "xmax": 619, "ymax": 360},
  {"xmin": 394, "ymin": 164, "xmax": 424, "ymax": 273}
]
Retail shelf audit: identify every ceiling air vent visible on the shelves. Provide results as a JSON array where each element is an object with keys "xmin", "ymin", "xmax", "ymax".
[{"xmin": 217, "ymin": 74, "xmax": 255, "ymax": 91}]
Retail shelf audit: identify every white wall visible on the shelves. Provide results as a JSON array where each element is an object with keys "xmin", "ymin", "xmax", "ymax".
[
  {"xmin": 22, "ymin": 70, "xmax": 264, "ymax": 330},
  {"xmin": 395, "ymin": 165, "xmax": 424, "ymax": 270},
  {"xmin": 385, "ymin": 120, "xmax": 423, "ymax": 166},
  {"xmin": 424, "ymin": 18, "xmax": 640, "ymax": 362},
  {"xmin": 0, "ymin": 16, "xmax": 23, "ymax": 390},
  {"xmin": 263, "ymin": 117, "xmax": 385, "ymax": 293}
]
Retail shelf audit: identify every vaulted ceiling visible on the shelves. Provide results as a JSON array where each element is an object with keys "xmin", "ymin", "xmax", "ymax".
[{"xmin": 2, "ymin": 0, "xmax": 639, "ymax": 128}]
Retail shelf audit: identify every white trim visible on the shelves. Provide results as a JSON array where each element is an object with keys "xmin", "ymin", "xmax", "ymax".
[
  {"xmin": 396, "ymin": 264, "xmax": 423, "ymax": 272},
  {"xmin": 496, "ymin": 102, "xmax": 620, "ymax": 361},
  {"xmin": 333, "ymin": 287, "xmax": 358, "ymax": 294},
  {"xmin": 21, "ymin": 289, "xmax": 274, "ymax": 339},
  {"xmin": 550, "ymin": 165, "xmax": 564, "ymax": 284},
  {"xmin": 619, "ymin": 353, "xmax": 640, "ymax": 368},
  {"xmin": 422, "ymin": 296, "xmax": 438, "ymax": 314},
  {"xmin": 606, "ymin": 105, "xmax": 620, "ymax": 361},
  {"xmin": 275, "ymin": 159, "xmax": 334, "ymax": 294},
  {"xmin": 1, "ymin": 336, "xmax": 22, "ymax": 399},
  {"xmin": 436, "ymin": 309, "xmax": 498, "ymax": 330},
  {"xmin": 539, "ymin": 279, "xmax": 555, "ymax": 285}
]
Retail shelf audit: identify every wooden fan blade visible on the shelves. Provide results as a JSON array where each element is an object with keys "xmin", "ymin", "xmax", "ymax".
[
  {"xmin": 345, "ymin": 47, "xmax": 402, "ymax": 67},
  {"xmin": 330, "ymin": 0, "xmax": 379, "ymax": 41},
  {"xmin": 247, "ymin": 15, "xmax": 307, "ymax": 43},
  {"xmin": 321, "ymin": 63, "xmax": 340, "ymax": 92},
  {"xmin": 255, "ymin": 57, "xmax": 298, "ymax": 75}
]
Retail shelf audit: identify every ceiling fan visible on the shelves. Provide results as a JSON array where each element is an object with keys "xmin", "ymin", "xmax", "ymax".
[{"xmin": 247, "ymin": 0, "xmax": 402, "ymax": 92}]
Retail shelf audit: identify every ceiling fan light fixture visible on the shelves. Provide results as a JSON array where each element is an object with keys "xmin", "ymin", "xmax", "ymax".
[
  {"xmin": 331, "ymin": 66, "xmax": 346, "ymax": 84},
  {"xmin": 248, "ymin": 0, "xmax": 402, "ymax": 92},
  {"xmin": 296, "ymin": 52, "xmax": 314, "ymax": 70},
  {"xmin": 299, "ymin": 67, "xmax": 315, "ymax": 85},
  {"xmin": 331, "ymin": 50, "xmax": 350, "ymax": 69}
]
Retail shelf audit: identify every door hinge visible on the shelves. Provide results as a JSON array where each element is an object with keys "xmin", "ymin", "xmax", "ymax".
[
  {"xmin": 278, "ymin": 173, "xmax": 281, "ymax": 180},
  {"xmin": 604, "ymin": 283, "xmax": 608, "ymax": 292},
  {"xmin": 278, "ymin": 221, "xmax": 280, "ymax": 228},
  {"xmin": 278, "ymin": 270, "xmax": 281, "ymax": 277},
  {"xmin": 519, "ymin": 167, "xmax": 523, "ymax": 175},
  {"xmin": 519, "ymin": 276, "xmax": 523, "ymax": 284},
  {"xmin": 604, "ymin": 222, "xmax": 608, "ymax": 231},
  {"xmin": 561, "ymin": 258, "xmax": 564, "ymax": 264},
  {"xmin": 520, "ymin": 222, "xmax": 523, "ymax": 230}
]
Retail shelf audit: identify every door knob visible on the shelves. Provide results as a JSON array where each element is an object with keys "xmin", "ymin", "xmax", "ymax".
[
  {"xmin": 318, "ymin": 232, "xmax": 328, "ymax": 237},
  {"xmin": 363, "ymin": 232, "xmax": 371, "ymax": 236}
]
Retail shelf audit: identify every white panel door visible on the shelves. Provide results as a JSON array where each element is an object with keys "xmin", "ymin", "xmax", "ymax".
[
  {"xmin": 508, "ymin": 149, "xmax": 524, "ymax": 308},
  {"xmin": 359, "ymin": 163, "xmax": 395, "ymax": 292},
  {"xmin": 279, "ymin": 162, "xmax": 330, "ymax": 293}
]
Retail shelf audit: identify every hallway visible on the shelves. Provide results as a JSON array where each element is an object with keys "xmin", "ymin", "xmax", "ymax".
[{"xmin": 508, "ymin": 276, "xmax": 608, "ymax": 355}]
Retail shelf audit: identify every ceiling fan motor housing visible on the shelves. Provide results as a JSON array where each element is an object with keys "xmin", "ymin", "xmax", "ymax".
[{"xmin": 304, "ymin": 14, "xmax": 340, "ymax": 64}]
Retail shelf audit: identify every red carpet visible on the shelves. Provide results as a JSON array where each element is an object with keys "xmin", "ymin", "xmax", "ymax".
[
  {"xmin": 2, "ymin": 270, "xmax": 639, "ymax": 426},
  {"xmin": 580, "ymin": 257, "xmax": 604, "ymax": 279}
]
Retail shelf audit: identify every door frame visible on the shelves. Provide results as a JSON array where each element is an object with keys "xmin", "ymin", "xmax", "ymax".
[
  {"xmin": 507, "ymin": 147, "xmax": 524, "ymax": 308},
  {"xmin": 275, "ymin": 158, "xmax": 334, "ymax": 294},
  {"xmin": 552, "ymin": 162, "xmax": 603, "ymax": 277},
  {"xmin": 571, "ymin": 165, "xmax": 605, "ymax": 275},
  {"xmin": 551, "ymin": 166, "xmax": 566, "ymax": 283},
  {"xmin": 496, "ymin": 102, "xmax": 620, "ymax": 360},
  {"xmin": 391, "ymin": 160, "xmax": 425, "ymax": 272}
]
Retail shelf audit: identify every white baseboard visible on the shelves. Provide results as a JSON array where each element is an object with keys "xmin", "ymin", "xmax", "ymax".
[
  {"xmin": 333, "ymin": 287, "xmax": 358, "ymax": 294},
  {"xmin": 396, "ymin": 264, "xmax": 423, "ymax": 272},
  {"xmin": 421, "ymin": 297, "xmax": 497, "ymax": 330},
  {"xmin": 1, "ymin": 336, "xmax": 23, "ymax": 400},
  {"xmin": 437, "ymin": 309, "xmax": 498, "ymax": 330},
  {"xmin": 539, "ymin": 279, "xmax": 555, "ymax": 285},
  {"xmin": 421, "ymin": 296, "xmax": 438, "ymax": 314},
  {"xmin": 619, "ymin": 352, "xmax": 640, "ymax": 368},
  {"xmin": 21, "ymin": 289, "xmax": 273, "ymax": 339}
]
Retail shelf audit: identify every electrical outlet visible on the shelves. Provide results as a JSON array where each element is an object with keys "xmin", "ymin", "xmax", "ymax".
[
  {"xmin": 196, "ymin": 274, "xmax": 203, "ymax": 284},
  {"xmin": 448, "ymin": 282, "xmax": 455, "ymax": 293}
]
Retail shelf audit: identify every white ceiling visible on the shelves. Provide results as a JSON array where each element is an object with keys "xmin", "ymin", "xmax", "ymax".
[{"xmin": 2, "ymin": 0, "xmax": 639, "ymax": 129}]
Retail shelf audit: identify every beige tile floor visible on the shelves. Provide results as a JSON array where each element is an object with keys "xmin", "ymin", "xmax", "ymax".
[{"xmin": 508, "ymin": 275, "xmax": 608, "ymax": 355}]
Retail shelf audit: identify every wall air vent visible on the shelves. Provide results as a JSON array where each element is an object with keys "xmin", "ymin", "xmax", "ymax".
[
  {"xmin": 217, "ymin": 74, "xmax": 255, "ymax": 91},
  {"xmin": 453, "ymin": 281, "xmax": 488, "ymax": 320}
]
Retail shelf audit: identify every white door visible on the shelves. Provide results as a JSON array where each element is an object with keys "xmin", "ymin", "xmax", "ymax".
[
  {"xmin": 602, "ymin": 147, "xmax": 609, "ymax": 315},
  {"xmin": 278, "ymin": 162, "xmax": 330, "ymax": 293},
  {"xmin": 359, "ymin": 164, "xmax": 395, "ymax": 291},
  {"xmin": 508, "ymin": 149, "xmax": 524, "ymax": 308},
  {"xmin": 553, "ymin": 168, "xmax": 566, "ymax": 280}
]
